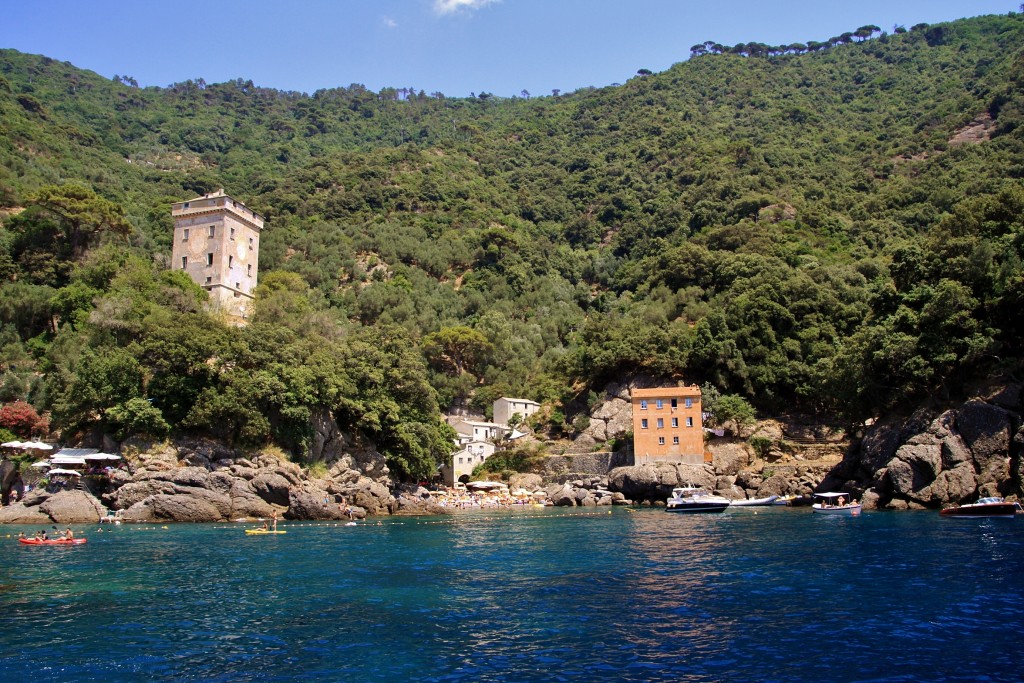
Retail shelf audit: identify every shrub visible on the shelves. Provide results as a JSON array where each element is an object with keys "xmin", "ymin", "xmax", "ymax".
[{"xmin": 0, "ymin": 400, "xmax": 49, "ymax": 438}]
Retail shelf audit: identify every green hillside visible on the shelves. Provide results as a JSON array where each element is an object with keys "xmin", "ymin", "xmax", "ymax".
[{"xmin": 2, "ymin": 13, "xmax": 1024, "ymax": 474}]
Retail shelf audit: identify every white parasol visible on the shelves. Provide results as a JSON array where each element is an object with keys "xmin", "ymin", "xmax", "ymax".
[
  {"xmin": 47, "ymin": 468, "xmax": 82, "ymax": 476},
  {"xmin": 2, "ymin": 440, "xmax": 26, "ymax": 449},
  {"xmin": 22, "ymin": 441, "xmax": 53, "ymax": 450}
]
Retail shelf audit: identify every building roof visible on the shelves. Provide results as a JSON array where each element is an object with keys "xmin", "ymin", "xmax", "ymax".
[
  {"xmin": 497, "ymin": 397, "xmax": 540, "ymax": 406},
  {"xmin": 631, "ymin": 386, "xmax": 701, "ymax": 399}
]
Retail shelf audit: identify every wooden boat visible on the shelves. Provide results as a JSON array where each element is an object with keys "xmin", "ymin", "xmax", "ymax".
[
  {"xmin": 730, "ymin": 495, "xmax": 780, "ymax": 507},
  {"xmin": 940, "ymin": 497, "xmax": 1022, "ymax": 519},
  {"xmin": 811, "ymin": 492, "xmax": 862, "ymax": 516},
  {"xmin": 19, "ymin": 537, "xmax": 87, "ymax": 545},
  {"xmin": 245, "ymin": 528, "xmax": 287, "ymax": 535},
  {"xmin": 666, "ymin": 487, "xmax": 731, "ymax": 513}
]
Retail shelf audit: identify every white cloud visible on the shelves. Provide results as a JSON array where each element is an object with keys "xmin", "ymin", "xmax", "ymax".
[
  {"xmin": 433, "ymin": 0, "xmax": 500, "ymax": 16},
  {"xmin": 383, "ymin": 16, "xmax": 398, "ymax": 28}
]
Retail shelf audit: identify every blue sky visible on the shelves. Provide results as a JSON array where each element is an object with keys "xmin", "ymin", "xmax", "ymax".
[{"xmin": 1, "ymin": 1, "xmax": 1016, "ymax": 98}]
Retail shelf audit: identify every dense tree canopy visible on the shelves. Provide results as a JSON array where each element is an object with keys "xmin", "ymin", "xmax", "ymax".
[{"xmin": 2, "ymin": 12, "xmax": 1024, "ymax": 467}]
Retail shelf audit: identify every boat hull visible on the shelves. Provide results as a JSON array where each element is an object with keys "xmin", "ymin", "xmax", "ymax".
[
  {"xmin": 940, "ymin": 504, "xmax": 1019, "ymax": 519},
  {"xmin": 245, "ymin": 529, "xmax": 287, "ymax": 535},
  {"xmin": 666, "ymin": 502, "xmax": 730, "ymax": 513},
  {"xmin": 18, "ymin": 538, "xmax": 87, "ymax": 545},
  {"xmin": 731, "ymin": 495, "xmax": 779, "ymax": 507}
]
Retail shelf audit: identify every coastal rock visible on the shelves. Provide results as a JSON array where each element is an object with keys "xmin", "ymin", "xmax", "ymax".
[
  {"xmin": 0, "ymin": 502, "xmax": 51, "ymax": 524},
  {"xmin": 38, "ymin": 490, "xmax": 106, "ymax": 524},
  {"xmin": 286, "ymin": 487, "xmax": 336, "ymax": 520},
  {"xmin": 710, "ymin": 441, "xmax": 750, "ymax": 476},
  {"xmin": 957, "ymin": 400, "xmax": 1013, "ymax": 463},
  {"xmin": 921, "ymin": 463, "xmax": 977, "ymax": 504},
  {"xmin": 250, "ymin": 472, "xmax": 293, "ymax": 507},
  {"xmin": 122, "ymin": 494, "xmax": 224, "ymax": 523},
  {"xmin": 886, "ymin": 442, "xmax": 941, "ymax": 500}
]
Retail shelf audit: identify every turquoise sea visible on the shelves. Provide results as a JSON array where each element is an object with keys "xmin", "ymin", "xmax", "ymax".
[{"xmin": 1, "ymin": 507, "xmax": 1022, "ymax": 682}]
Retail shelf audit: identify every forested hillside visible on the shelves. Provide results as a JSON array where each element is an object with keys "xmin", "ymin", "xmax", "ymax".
[{"xmin": 2, "ymin": 13, "xmax": 1024, "ymax": 476}]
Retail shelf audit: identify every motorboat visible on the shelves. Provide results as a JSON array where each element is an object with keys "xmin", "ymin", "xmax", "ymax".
[
  {"xmin": 730, "ymin": 494, "xmax": 780, "ymax": 507},
  {"xmin": 666, "ymin": 487, "xmax": 731, "ymax": 513},
  {"xmin": 940, "ymin": 497, "xmax": 1022, "ymax": 519},
  {"xmin": 811, "ymin": 492, "xmax": 862, "ymax": 516}
]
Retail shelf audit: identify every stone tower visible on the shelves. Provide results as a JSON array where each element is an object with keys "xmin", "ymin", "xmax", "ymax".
[{"xmin": 171, "ymin": 189, "xmax": 263, "ymax": 324}]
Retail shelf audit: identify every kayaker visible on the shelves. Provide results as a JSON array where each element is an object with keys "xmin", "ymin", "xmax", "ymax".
[{"xmin": 63, "ymin": 527, "xmax": 74, "ymax": 540}]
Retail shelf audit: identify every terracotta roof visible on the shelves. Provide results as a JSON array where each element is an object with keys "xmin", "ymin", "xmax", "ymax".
[{"xmin": 630, "ymin": 386, "xmax": 701, "ymax": 399}]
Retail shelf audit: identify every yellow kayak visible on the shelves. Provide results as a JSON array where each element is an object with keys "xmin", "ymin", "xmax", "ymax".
[{"xmin": 245, "ymin": 529, "xmax": 287, "ymax": 535}]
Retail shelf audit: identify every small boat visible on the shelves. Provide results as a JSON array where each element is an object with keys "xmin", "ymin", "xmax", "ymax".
[
  {"xmin": 245, "ymin": 529, "xmax": 287, "ymax": 535},
  {"xmin": 811, "ymin": 492, "xmax": 861, "ymax": 516},
  {"xmin": 773, "ymin": 494, "xmax": 799, "ymax": 506},
  {"xmin": 19, "ymin": 537, "xmax": 87, "ymax": 546},
  {"xmin": 666, "ymin": 487, "xmax": 731, "ymax": 513},
  {"xmin": 940, "ymin": 497, "xmax": 1022, "ymax": 519},
  {"xmin": 730, "ymin": 495, "xmax": 780, "ymax": 507}
]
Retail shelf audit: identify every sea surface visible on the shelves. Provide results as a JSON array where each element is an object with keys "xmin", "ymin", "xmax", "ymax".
[{"xmin": 1, "ymin": 507, "xmax": 1022, "ymax": 682}]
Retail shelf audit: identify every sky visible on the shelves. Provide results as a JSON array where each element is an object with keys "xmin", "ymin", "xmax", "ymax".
[{"xmin": 1, "ymin": 0, "xmax": 1017, "ymax": 98}]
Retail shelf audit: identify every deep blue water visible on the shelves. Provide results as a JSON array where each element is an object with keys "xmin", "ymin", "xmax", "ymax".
[{"xmin": 1, "ymin": 507, "xmax": 1022, "ymax": 682}]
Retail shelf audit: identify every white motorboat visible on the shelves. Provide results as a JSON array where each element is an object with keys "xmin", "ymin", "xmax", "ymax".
[
  {"xmin": 666, "ymin": 487, "xmax": 732, "ymax": 513},
  {"xmin": 730, "ymin": 494, "xmax": 780, "ymax": 507},
  {"xmin": 811, "ymin": 492, "xmax": 861, "ymax": 516}
]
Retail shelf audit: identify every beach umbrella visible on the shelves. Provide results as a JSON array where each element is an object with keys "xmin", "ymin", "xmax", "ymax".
[
  {"xmin": 2, "ymin": 440, "xmax": 26, "ymax": 449},
  {"xmin": 23, "ymin": 441, "xmax": 53, "ymax": 450},
  {"xmin": 46, "ymin": 468, "xmax": 82, "ymax": 476},
  {"xmin": 30, "ymin": 461, "xmax": 51, "ymax": 468},
  {"xmin": 83, "ymin": 452, "xmax": 121, "ymax": 461}
]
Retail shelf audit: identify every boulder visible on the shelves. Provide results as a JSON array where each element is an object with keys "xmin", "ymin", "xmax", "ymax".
[
  {"xmin": 710, "ymin": 441, "xmax": 750, "ymax": 476},
  {"xmin": 250, "ymin": 472, "xmax": 293, "ymax": 507},
  {"xmin": 122, "ymin": 494, "xmax": 224, "ymax": 523},
  {"xmin": 956, "ymin": 400, "xmax": 1013, "ymax": 476},
  {"xmin": 38, "ymin": 490, "xmax": 106, "ymax": 524},
  {"xmin": 286, "ymin": 488, "xmax": 333, "ymax": 520},
  {"xmin": 0, "ymin": 502, "xmax": 51, "ymax": 524},
  {"xmin": 887, "ymin": 441, "xmax": 942, "ymax": 500}
]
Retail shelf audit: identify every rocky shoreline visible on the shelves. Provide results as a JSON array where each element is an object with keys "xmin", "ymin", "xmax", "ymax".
[{"xmin": 2, "ymin": 381, "xmax": 1021, "ymax": 524}]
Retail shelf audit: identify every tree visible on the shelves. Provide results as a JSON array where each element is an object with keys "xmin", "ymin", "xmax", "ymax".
[
  {"xmin": 0, "ymin": 400, "xmax": 49, "ymax": 438},
  {"xmin": 422, "ymin": 326, "xmax": 492, "ymax": 376},
  {"xmin": 26, "ymin": 184, "xmax": 131, "ymax": 259}
]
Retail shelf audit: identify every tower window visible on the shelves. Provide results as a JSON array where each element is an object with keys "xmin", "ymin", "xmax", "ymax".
[
  {"xmin": 230, "ymin": 227, "xmax": 235, "ymax": 239},
  {"xmin": 228, "ymin": 255, "xmax": 233, "ymax": 267},
  {"xmin": 247, "ymin": 264, "xmax": 252, "ymax": 276},
  {"xmin": 181, "ymin": 256, "xmax": 187, "ymax": 268},
  {"xmin": 208, "ymin": 225, "xmax": 215, "ymax": 238},
  {"xmin": 206, "ymin": 276, "xmax": 212, "ymax": 284},
  {"xmin": 207, "ymin": 253, "xmax": 213, "ymax": 266},
  {"xmin": 249, "ymin": 237, "xmax": 254, "ymax": 250},
  {"xmin": 182, "ymin": 228, "xmax": 189, "ymax": 241}
]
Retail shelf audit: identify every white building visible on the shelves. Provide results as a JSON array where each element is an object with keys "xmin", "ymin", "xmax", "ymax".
[
  {"xmin": 493, "ymin": 397, "xmax": 541, "ymax": 427},
  {"xmin": 440, "ymin": 439, "xmax": 498, "ymax": 487}
]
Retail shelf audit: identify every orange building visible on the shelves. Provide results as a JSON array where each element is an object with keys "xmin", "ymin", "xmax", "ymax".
[{"xmin": 630, "ymin": 386, "xmax": 706, "ymax": 465}]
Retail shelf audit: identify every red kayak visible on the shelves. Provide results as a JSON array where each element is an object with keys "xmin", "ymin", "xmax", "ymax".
[{"xmin": 18, "ymin": 537, "xmax": 87, "ymax": 546}]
